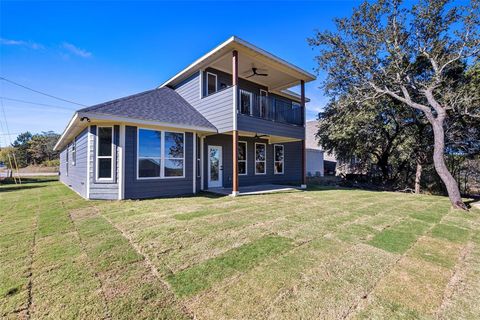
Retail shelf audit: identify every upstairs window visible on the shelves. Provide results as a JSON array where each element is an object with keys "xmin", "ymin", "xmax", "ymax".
[
  {"xmin": 238, "ymin": 141, "xmax": 247, "ymax": 175},
  {"xmin": 274, "ymin": 145, "xmax": 284, "ymax": 174},
  {"xmin": 206, "ymin": 72, "xmax": 217, "ymax": 95},
  {"xmin": 240, "ymin": 90, "xmax": 253, "ymax": 115},
  {"xmin": 97, "ymin": 126, "xmax": 113, "ymax": 180},
  {"xmin": 255, "ymin": 142, "xmax": 266, "ymax": 175}
]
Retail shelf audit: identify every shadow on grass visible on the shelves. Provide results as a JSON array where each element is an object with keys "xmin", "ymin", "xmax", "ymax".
[
  {"xmin": 0, "ymin": 185, "xmax": 45, "ymax": 193},
  {"xmin": 0, "ymin": 176, "xmax": 58, "ymax": 185}
]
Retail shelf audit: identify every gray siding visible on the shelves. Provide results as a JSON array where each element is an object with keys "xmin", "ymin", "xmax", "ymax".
[
  {"xmin": 124, "ymin": 126, "xmax": 195, "ymax": 199},
  {"xmin": 237, "ymin": 114, "xmax": 305, "ymax": 140},
  {"xmin": 174, "ymin": 72, "xmax": 233, "ymax": 133},
  {"xmin": 203, "ymin": 134, "xmax": 302, "ymax": 189},
  {"xmin": 89, "ymin": 125, "xmax": 119, "ymax": 200},
  {"xmin": 59, "ymin": 128, "xmax": 88, "ymax": 197}
]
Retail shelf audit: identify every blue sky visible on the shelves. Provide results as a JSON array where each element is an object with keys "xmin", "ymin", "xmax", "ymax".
[{"xmin": 0, "ymin": 0, "xmax": 357, "ymax": 147}]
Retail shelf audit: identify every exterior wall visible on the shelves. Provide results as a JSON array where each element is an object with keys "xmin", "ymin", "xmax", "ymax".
[
  {"xmin": 237, "ymin": 115, "xmax": 305, "ymax": 140},
  {"xmin": 174, "ymin": 68, "xmax": 305, "ymax": 140},
  {"xmin": 306, "ymin": 149, "xmax": 324, "ymax": 177},
  {"xmin": 174, "ymin": 72, "xmax": 233, "ymax": 133},
  {"xmin": 203, "ymin": 134, "xmax": 302, "ymax": 189},
  {"xmin": 124, "ymin": 126, "xmax": 195, "ymax": 199},
  {"xmin": 59, "ymin": 128, "xmax": 88, "ymax": 197},
  {"xmin": 88, "ymin": 125, "xmax": 119, "ymax": 200}
]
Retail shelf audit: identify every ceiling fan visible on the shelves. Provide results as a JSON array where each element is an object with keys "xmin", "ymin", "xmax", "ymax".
[
  {"xmin": 246, "ymin": 67, "xmax": 268, "ymax": 78},
  {"xmin": 253, "ymin": 133, "xmax": 269, "ymax": 140}
]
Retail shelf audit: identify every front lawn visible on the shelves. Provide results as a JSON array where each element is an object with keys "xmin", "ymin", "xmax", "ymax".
[{"xmin": 1, "ymin": 178, "xmax": 479, "ymax": 319}]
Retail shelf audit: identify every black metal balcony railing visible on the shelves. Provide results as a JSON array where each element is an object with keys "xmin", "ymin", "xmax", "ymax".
[{"xmin": 237, "ymin": 89, "xmax": 304, "ymax": 126}]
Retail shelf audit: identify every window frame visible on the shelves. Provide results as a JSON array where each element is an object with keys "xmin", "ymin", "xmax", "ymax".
[
  {"xmin": 274, "ymin": 144, "xmax": 284, "ymax": 175},
  {"xmin": 196, "ymin": 136, "xmax": 201, "ymax": 178},
  {"xmin": 136, "ymin": 128, "xmax": 185, "ymax": 180},
  {"xmin": 239, "ymin": 89, "xmax": 253, "ymax": 115},
  {"xmin": 238, "ymin": 141, "xmax": 248, "ymax": 176},
  {"xmin": 96, "ymin": 126, "xmax": 114, "ymax": 181},
  {"xmin": 259, "ymin": 89, "xmax": 268, "ymax": 118},
  {"xmin": 163, "ymin": 131, "xmax": 186, "ymax": 179},
  {"xmin": 206, "ymin": 72, "xmax": 217, "ymax": 96},
  {"xmin": 71, "ymin": 138, "xmax": 76, "ymax": 166},
  {"xmin": 254, "ymin": 142, "xmax": 267, "ymax": 175}
]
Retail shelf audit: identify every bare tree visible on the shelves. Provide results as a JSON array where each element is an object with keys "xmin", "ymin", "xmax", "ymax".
[{"xmin": 309, "ymin": 0, "xmax": 479, "ymax": 209}]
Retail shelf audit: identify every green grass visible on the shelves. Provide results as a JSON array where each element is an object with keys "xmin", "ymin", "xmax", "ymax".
[
  {"xmin": 1, "ymin": 177, "xmax": 479, "ymax": 319},
  {"xmin": 167, "ymin": 235, "xmax": 293, "ymax": 296}
]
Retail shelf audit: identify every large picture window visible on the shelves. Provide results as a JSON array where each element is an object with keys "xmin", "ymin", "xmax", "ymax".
[
  {"xmin": 196, "ymin": 136, "xmax": 201, "ymax": 178},
  {"xmin": 238, "ymin": 141, "xmax": 247, "ymax": 175},
  {"xmin": 137, "ymin": 128, "xmax": 185, "ymax": 179},
  {"xmin": 274, "ymin": 144, "xmax": 284, "ymax": 174},
  {"xmin": 138, "ymin": 129, "xmax": 162, "ymax": 178},
  {"xmin": 96, "ymin": 126, "xmax": 113, "ymax": 180},
  {"xmin": 255, "ymin": 142, "xmax": 266, "ymax": 175}
]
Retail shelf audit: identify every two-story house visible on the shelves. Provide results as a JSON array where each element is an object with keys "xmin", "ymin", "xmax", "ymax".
[{"xmin": 53, "ymin": 36, "xmax": 316, "ymax": 199}]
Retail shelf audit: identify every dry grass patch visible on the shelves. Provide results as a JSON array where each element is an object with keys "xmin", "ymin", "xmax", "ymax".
[{"xmin": 365, "ymin": 256, "xmax": 451, "ymax": 316}]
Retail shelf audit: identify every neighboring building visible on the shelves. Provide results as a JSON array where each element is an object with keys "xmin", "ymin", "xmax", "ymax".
[
  {"xmin": 54, "ymin": 36, "xmax": 316, "ymax": 199},
  {"xmin": 305, "ymin": 120, "xmax": 338, "ymax": 176}
]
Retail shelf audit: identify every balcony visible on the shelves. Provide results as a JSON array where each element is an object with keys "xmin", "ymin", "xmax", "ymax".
[{"xmin": 237, "ymin": 89, "xmax": 304, "ymax": 126}]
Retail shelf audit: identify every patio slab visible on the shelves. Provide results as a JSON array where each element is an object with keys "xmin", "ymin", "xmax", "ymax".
[{"xmin": 206, "ymin": 184, "xmax": 301, "ymax": 196}]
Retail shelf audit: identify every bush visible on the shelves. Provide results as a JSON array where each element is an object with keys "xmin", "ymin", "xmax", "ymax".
[{"xmin": 42, "ymin": 159, "xmax": 60, "ymax": 167}]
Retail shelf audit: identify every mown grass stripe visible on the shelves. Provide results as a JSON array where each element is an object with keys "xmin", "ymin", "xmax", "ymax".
[{"xmin": 167, "ymin": 236, "xmax": 294, "ymax": 297}]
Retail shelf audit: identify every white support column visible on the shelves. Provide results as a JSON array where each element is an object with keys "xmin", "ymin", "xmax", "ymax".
[
  {"xmin": 200, "ymin": 135, "xmax": 205, "ymax": 191},
  {"xmin": 192, "ymin": 132, "xmax": 197, "ymax": 194},
  {"xmin": 118, "ymin": 124, "xmax": 125, "ymax": 200}
]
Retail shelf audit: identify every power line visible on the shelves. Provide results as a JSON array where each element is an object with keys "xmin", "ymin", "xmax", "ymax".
[
  {"xmin": 0, "ymin": 96, "xmax": 77, "ymax": 111},
  {"xmin": 0, "ymin": 76, "xmax": 87, "ymax": 107}
]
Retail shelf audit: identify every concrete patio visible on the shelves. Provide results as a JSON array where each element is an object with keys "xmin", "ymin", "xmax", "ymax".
[{"xmin": 206, "ymin": 184, "xmax": 301, "ymax": 196}]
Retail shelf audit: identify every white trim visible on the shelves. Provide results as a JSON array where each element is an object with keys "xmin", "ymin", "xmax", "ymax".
[
  {"xmin": 54, "ymin": 112, "xmax": 79, "ymax": 151},
  {"xmin": 206, "ymin": 72, "xmax": 218, "ymax": 96},
  {"xmin": 118, "ymin": 124, "xmax": 125, "ymax": 200},
  {"xmin": 136, "ymin": 127, "xmax": 186, "ymax": 180},
  {"xmin": 86, "ymin": 126, "xmax": 91, "ymax": 199},
  {"xmin": 233, "ymin": 85, "xmax": 238, "ymax": 131},
  {"xmin": 79, "ymin": 112, "xmax": 217, "ymax": 133},
  {"xmin": 159, "ymin": 36, "xmax": 316, "ymax": 88},
  {"xmin": 200, "ymin": 136, "xmax": 205, "ymax": 190},
  {"xmin": 199, "ymin": 69, "xmax": 203, "ymax": 99},
  {"xmin": 192, "ymin": 132, "xmax": 196, "ymax": 194},
  {"xmin": 96, "ymin": 126, "xmax": 114, "ymax": 182},
  {"xmin": 65, "ymin": 144, "xmax": 69, "ymax": 176},
  {"xmin": 273, "ymin": 144, "xmax": 284, "ymax": 175},
  {"xmin": 255, "ymin": 142, "xmax": 267, "ymax": 175},
  {"xmin": 238, "ymin": 141, "xmax": 248, "ymax": 176},
  {"xmin": 71, "ymin": 138, "xmax": 76, "ymax": 166}
]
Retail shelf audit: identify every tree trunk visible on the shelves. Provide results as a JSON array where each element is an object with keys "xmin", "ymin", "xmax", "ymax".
[
  {"xmin": 415, "ymin": 161, "xmax": 422, "ymax": 194},
  {"xmin": 431, "ymin": 120, "xmax": 467, "ymax": 209}
]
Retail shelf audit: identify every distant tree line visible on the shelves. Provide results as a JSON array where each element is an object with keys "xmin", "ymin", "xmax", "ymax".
[{"xmin": 0, "ymin": 131, "xmax": 60, "ymax": 168}]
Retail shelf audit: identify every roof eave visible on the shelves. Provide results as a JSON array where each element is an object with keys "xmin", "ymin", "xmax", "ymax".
[{"xmin": 159, "ymin": 36, "xmax": 316, "ymax": 89}]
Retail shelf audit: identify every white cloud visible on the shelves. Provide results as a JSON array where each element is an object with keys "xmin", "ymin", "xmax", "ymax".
[
  {"xmin": 0, "ymin": 38, "xmax": 44, "ymax": 49},
  {"xmin": 62, "ymin": 42, "xmax": 92, "ymax": 58}
]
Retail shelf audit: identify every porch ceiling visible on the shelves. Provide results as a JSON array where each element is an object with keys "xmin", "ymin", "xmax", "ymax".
[
  {"xmin": 160, "ymin": 36, "xmax": 316, "ymax": 91},
  {"xmin": 216, "ymin": 130, "xmax": 302, "ymax": 144}
]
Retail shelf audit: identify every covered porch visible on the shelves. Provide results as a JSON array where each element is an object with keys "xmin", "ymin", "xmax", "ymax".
[{"xmin": 206, "ymin": 184, "xmax": 300, "ymax": 196}]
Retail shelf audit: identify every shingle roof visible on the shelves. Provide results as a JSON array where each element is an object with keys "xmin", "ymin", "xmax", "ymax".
[{"xmin": 78, "ymin": 87, "xmax": 216, "ymax": 130}]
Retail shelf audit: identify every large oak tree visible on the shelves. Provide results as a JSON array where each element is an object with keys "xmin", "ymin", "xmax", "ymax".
[{"xmin": 309, "ymin": 0, "xmax": 479, "ymax": 209}]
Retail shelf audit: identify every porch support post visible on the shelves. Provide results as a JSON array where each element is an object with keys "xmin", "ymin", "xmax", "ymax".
[
  {"xmin": 118, "ymin": 124, "xmax": 125, "ymax": 200},
  {"xmin": 232, "ymin": 50, "xmax": 239, "ymax": 196},
  {"xmin": 300, "ymin": 80, "xmax": 307, "ymax": 189},
  {"xmin": 192, "ymin": 132, "xmax": 197, "ymax": 194}
]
